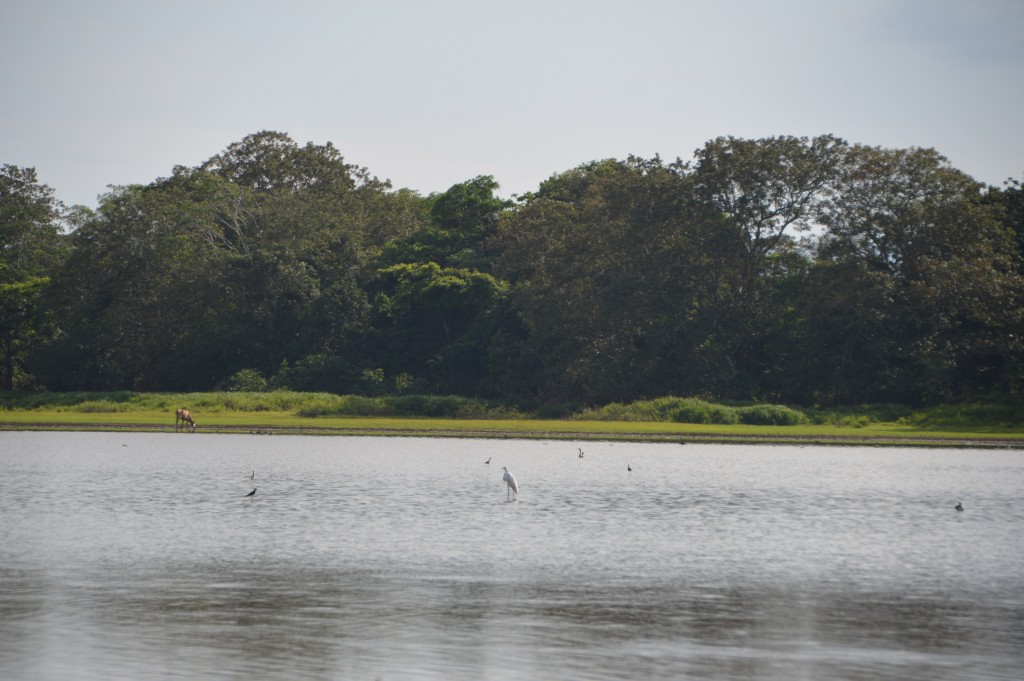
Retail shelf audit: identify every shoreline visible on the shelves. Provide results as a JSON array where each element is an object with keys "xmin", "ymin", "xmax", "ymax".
[{"xmin": 3, "ymin": 420, "xmax": 1021, "ymax": 449}]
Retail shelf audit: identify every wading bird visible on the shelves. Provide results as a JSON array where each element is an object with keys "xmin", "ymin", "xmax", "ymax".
[
  {"xmin": 628, "ymin": 463, "xmax": 632, "ymax": 471},
  {"xmin": 249, "ymin": 470, "xmax": 255, "ymax": 481},
  {"xmin": 955, "ymin": 501, "xmax": 964, "ymax": 511},
  {"xmin": 578, "ymin": 448, "xmax": 584, "ymax": 458},
  {"xmin": 502, "ymin": 467, "xmax": 519, "ymax": 500},
  {"xmin": 485, "ymin": 457, "xmax": 491, "ymax": 465},
  {"xmin": 246, "ymin": 487, "xmax": 257, "ymax": 498}
]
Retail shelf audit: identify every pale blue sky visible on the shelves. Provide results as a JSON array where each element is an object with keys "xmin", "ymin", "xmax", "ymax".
[{"xmin": 2, "ymin": 0, "xmax": 1022, "ymax": 208}]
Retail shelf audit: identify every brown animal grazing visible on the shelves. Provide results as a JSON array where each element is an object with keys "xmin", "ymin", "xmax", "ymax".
[{"xmin": 175, "ymin": 408, "xmax": 197, "ymax": 432}]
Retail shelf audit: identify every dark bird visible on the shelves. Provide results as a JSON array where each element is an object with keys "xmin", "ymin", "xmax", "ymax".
[
  {"xmin": 578, "ymin": 448, "xmax": 584, "ymax": 458},
  {"xmin": 246, "ymin": 487, "xmax": 258, "ymax": 498},
  {"xmin": 249, "ymin": 470, "xmax": 255, "ymax": 481},
  {"xmin": 627, "ymin": 464, "xmax": 632, "ymax": 471},
  {"xmin": 485, "ymin": 457, "xmax": 492, "ymax": 464},
  {"xmin": 955, "ymin": 501, "xmax": 963, "ymax": 511}
]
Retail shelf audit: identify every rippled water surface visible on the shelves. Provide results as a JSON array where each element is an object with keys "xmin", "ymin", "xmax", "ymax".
[{"xmin": 1, "ymin": 432, "xmax": 1022, "ymax": 680}]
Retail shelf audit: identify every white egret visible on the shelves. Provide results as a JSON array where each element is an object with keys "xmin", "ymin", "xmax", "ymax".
[{"xmin": 502, "ymin": 467, "xmax": 519, "ymax": 500}]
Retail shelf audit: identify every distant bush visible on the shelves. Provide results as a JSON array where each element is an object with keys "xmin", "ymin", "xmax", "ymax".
[
  {"xmin": 2, "ymin": 390, "xmax": 1018, "ymax": 429},
  {"xmin": 735, "ymin": 404, "xmax": 809, "ymax": 426},
  {"xmin": 295, "ymin": 394, "xmax": 523, "ymax": 419},
  {"xmin": 72, "ymin": 400, "xmax": 132, "ymax": 413},
  {"xmin": 809, "ymin": 404, "xmax": 913, "ymax": 426},
  {"xmin": 899, "ymin": 403, "xmax": 1024, "ymax": 427},
  {"xmin": 669, "ymin": 398, "xmax": 740, "ymax": 425},
  {"xmin": 218, "ymin": 369, "xmax": 269, "ymax": 393},
  {"xmin": 577, "ymin": 397, "xmax": 810, "ymax": 425},
  {"xmin": 0, "ymin": 391, "xmax": 138, "ymax": 410},
  {"xmin": 576, "ymin": 397, "xmax": 717, "ymax": 422}
]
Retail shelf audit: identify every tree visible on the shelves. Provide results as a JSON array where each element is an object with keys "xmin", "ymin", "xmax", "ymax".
[
  {"xmin": 817, "ymin": 145, "xmax": 1024, "ymax": 402},
  {"xmin": 378, "ymin": 176, "xmax": 510, "ymax": 271},
  {"xmin": 686, "ymin": 136, "xmax": 848, "ymax": 396},
  {"xmin": 691, "ymin": 135, "xmax": 846, "ymax": 268},
  {"xmin": 491, "ymin": 156, "xmax": 744, "ymax": 404},
  {"xmin": 30, "ymin": 132, "xmax": 424, "ymax": 391},
  {"xmin": 199, "ymin": 130, "xmax": 371, "ymax": 195},
  {"xmin": 369, "ymin": 262, "xmax": 507, "ymax": 393},
  {"xmin": 984, "ymin": 175, "xmax": 1024, "ymax": 271},
  {"xmin": 365, "ymin": 177, "xmax": 512, "ymax": 393},
  {"xmin": 0, "ymin": 165, "xmax": 67, "ymax": 389}
]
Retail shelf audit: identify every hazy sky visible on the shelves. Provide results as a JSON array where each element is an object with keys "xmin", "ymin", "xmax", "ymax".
[{"xmin": 3, "ymin": 0, "xmax": 1022, "ymax": 208}]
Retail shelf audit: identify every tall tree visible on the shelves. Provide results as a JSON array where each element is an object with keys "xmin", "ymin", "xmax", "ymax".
[
  {"xmin": 687, "ymin": 135, "xmax": 847, "ymax": 395},
  {"xmin": 0, "ymin": 165, "xmax": 67, "ymax": 389},
  {"xmin": 984, "ymin": 176, "xmax": 1024, "ymax": 271},
  {"xmin": 817, "ymin": 145, "xmax": 1024, "ymax": 402},
  {"xmin": 492, "ymin": 156, "xmax": 742, "ymax": 404},
  {"xmin": 368, "ymin": 177, "xmax": 510, "ymax": 393}
]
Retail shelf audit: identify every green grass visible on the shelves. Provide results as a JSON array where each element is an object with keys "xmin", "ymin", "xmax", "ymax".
[{"xmin": 1, "ymin": 391, "xmax": 1021, "ymax": 447}]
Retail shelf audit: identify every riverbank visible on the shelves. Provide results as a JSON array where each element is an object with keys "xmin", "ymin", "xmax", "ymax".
[{"xmin": 1, "ymin": 409, "xmax": 1021, "ymax": 448}]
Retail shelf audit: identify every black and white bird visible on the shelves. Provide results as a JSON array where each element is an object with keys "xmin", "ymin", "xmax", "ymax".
[{"xmin": 246, "ymin": 487, "xmax": 258, "ymax": 498}]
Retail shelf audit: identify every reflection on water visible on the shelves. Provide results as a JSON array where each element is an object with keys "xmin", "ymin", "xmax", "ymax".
[{"xmin": 1, "ymin": 432, "xmax": 1022, "ymax": 680}]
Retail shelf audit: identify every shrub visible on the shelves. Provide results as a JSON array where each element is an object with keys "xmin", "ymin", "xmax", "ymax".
[
  {"xmin": 218, "ymin": 369, "xmax": 269, "ymax": 393},
  {"xmin": 736, "ymin": 404, "xmax": 809, "ymax": 426},
  {"xmin": 899, "ymin": 403, "xmax": 1024, "ymax": 427},
  {"xmin": 669, "ymin": 399, "xmax": 740, "ymax": 425}
]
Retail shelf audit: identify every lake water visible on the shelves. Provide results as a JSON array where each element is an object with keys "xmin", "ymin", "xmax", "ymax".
[{"xmin": 1, "ymin": 431, "xmax": 1022, "ymax": 680}]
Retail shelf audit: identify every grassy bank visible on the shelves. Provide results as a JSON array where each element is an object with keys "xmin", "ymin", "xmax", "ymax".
[{"xmin": 1, "ymin": 391, "xmax": 1021, "ymax": 447}]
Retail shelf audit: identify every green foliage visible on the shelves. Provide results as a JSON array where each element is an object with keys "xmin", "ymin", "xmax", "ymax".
[
  {"xmin": 218, "ymin": 369, "xmax": 270, "ymax": 392},
  {"xmin": 295, "ymin": 393, "xmax": 523, "ymax": 419},
  {"xmin": 0, "ymin": 165, "xmax": 69, "ymax": 390},
  {"xmin": 2, "ymin": 391, "xmax": 1021, "ymax": 432},
  {"xmin": 808, "ymin": 404, "xmax": 915, "ymax": 426},
  {"xmin": 899, "ymin": 403, "xmax": 1024, "ymax": 428},
  {"xmin": 669, "ymin": 399, "xmax": 741, "ymax": 425},
  {"xmin": 8, "ymin": 131, "xmax": 1024, "ymax": 408},
  {"xmin": 735, "ymin": 404, "xmax": 809, "ymax": 426}
]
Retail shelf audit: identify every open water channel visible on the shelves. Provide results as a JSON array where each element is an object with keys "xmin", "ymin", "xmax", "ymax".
[{"xmin": 1, "ymin": 431, "xmax": 1022, "ymax": 680}]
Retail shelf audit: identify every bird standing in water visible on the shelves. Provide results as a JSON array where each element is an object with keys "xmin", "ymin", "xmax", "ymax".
[
  {"xmin": 955, "ymin": 501, "xmax": 963, "ymax": 511},
  {"xmin": 246, "ymin": 487, "xmax": 257, "ymax": 498},
  {"xmin": 502, "ymin": 467, "xmax": 519, "ymax": 500},
  {"xmin": 485, "ymin": 457, "xmax": 491, "ymax": 465}
]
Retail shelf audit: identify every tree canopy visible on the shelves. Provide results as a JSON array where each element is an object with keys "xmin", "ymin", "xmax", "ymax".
[{"xmin": 3, "ymin": 132, "xmax": 1022, "ymax": 407}]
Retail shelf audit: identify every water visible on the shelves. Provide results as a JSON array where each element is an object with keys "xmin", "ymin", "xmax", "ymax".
[{"xmin": 1, "ymin": 432, "xmax": 1022, "ymax": 680}]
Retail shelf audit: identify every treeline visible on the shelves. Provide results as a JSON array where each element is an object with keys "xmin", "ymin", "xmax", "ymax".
[{"xmin": 2, "ymin": 131, "xmax": 1023, "ymax": 407}]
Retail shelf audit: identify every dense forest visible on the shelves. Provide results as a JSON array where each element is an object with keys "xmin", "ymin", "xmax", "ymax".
[{"xmin": 2, "ymin": 131, "xmax": 1022, "ymax": 408}]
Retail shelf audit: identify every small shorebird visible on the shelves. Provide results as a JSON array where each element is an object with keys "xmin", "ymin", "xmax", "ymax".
[{"xmin": 246, "ymin": 487, "xmax": 257, "ymax": 498}]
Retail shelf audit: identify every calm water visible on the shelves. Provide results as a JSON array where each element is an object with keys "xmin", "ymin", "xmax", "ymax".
[{"xmin": 1, "ymin": 432, "xmax": 1022, "ymax": 680}]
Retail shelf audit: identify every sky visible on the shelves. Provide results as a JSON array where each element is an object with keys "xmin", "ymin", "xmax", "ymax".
[{"xmin": 2, "ymin": 0, "xmax": 1023, "ymax": 209}]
